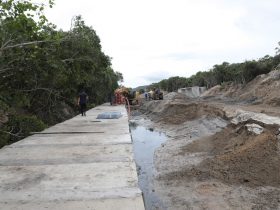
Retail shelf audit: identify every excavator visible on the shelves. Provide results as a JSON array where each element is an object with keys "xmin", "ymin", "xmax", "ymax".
[{"xmin": 152, "ymin": 89, "xmax": 163, "ymax": 100}]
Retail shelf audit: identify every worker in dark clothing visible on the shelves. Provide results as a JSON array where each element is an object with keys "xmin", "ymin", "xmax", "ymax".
[
  {"xmin": 77, "ymin": 90, "xmax": 88, "ymax": 116},
  {"xmin": 108, "ymin": 92, "xmax": 115, "ymax": 105}
]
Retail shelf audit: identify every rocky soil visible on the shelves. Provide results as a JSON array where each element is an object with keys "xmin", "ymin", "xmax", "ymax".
[{"xmin": 132, "ymin": 79, "xmax": 280, "ymax": 210}]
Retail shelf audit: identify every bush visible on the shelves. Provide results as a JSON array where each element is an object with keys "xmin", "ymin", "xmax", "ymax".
[
  {"xmin": 0, "ymin": 132, "xmax": 9, "ymax": 148},
  {"xmin": 6, "ymin": 115, "xmax": 46, "ymax": 143},
  {"xmin": 87, "ymin": 103, "xmax": 96, "ymax": 110}
]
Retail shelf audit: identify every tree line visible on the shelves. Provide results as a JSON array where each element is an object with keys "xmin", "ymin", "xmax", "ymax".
[
  {"xmin": 0, "ymin": 0, "xmax": 122, "ymax": 147},
  {"xmin": 149, "ymin": 50, "xmax": 280, "ymax": 92}
]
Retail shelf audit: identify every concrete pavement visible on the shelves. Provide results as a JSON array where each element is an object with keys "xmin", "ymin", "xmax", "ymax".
[{"xmin": 0, "ymin": 104, "xmax": 145, "ymax": 210}]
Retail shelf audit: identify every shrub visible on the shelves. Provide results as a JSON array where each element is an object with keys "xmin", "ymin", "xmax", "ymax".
[{"xmin": 6, "ymin": 115, "xmax": 46, "ymax": 143}]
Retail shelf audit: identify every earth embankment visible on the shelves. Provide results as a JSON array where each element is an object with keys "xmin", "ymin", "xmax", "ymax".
[{"xmin": 132, "ymin": 91, "xmax": 280, "ymax": 209}]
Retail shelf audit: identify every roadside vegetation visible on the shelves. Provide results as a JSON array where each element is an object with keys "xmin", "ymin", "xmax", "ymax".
[
  {"xmin": 0, "ymin": 0, "xmax": 122, "ymax": 147},
  {"xmin": 149, "ymin": 48, "xmax": 280, "ymax": 92}
]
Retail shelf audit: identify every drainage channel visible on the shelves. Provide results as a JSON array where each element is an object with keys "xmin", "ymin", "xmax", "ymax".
[{"xmin": 130, "ymin": 124, "xmax": 167, "ymax": 210}]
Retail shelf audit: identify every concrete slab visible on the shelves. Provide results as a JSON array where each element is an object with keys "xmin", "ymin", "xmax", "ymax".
[
  {"xmin": 0, "ymin": 104, "xmax": 145, "ymax": 210},
  {"xmin": 0, "ymin": 162, "xmax": 140, "ymax": 200},
  {"xmin": 0, "ymin": 144, "xmax": 133, "ymax": 166},
  {"xmin": 41, "ymin": 114, "xmax": 130, "ymax": 134},
  {"xmin": 12, "ymin": 133, "xmax": 132, "ymax": 146},
  {"xmin": 0, "ymin": 197, "xmax": 145, "ymax": 210}
]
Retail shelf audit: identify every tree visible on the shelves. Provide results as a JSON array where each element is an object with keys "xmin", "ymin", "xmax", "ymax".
[
  {"xmin": 147, "ymin": 43, "xmax": 280, "ymax": 93},
  {"xmin": 0, "ymin": 2, "xmax": 121, "ymax": 147}
]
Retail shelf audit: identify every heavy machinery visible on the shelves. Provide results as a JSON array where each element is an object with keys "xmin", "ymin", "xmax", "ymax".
[
  {"xmin": 114, "ymin": 87, "xmax": 139, "ymax": 105},
  {"xmin": 127, "ymin": 90, "xmax": 135, "ymax": 105},
  {"xmin": 153, "ymin": 89, "xmax": 163, "ymax": 100}
]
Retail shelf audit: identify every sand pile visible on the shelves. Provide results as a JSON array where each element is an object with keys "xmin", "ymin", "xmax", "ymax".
[
  {"xmin": 141, "ymin": 93, "xmax": 280, "ymax": 187},
  {"xmin": 201, "ymin": 84, "xmax": 242, "ymax": 98},
  {"xmin": 202, "ymin": 70, "xmax": 280, "ymax": 106},
  {"xmin": 181, "ymin": 123, "xmax": 280, "ymax": 187},
  {"xmin": 163, "ymin": 92, "xmax": 190, "ymax": 101},
  {"xmin": 136, "ymin": 84, "xmax": 280, "ymax": 208},
  {"xmin": 201, "ymin": 85, "xmax": 222, "ymax": 97},
  {"xmin": 141, "ymin": 100, "xmax": 226, "ymax": 124},
  {"xmin": 240, "ymin": 70, "xmax": 280, "ymax": 106}
]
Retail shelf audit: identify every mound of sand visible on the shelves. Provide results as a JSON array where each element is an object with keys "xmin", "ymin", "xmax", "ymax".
[
  {"xmin": 140, "ymin": 100, "xmax": 226, "ymax": 124},
  {"xmin": 201, "ymin": 85, "xmax": 222, "ymax": 97},
  {"xmin": 240, "ymin": 70, "xmax": 280, "ymax": 106},
  {"xmin": 141, "ymin": 92, "xmax": 280, "ymax": 187},
  {"xmin": 202, "ymin": 70, "xmax": 280, "ymax": 106},
  {"xmin": 164, "ymin": 92, "xmax": 190, "ymax": 101},
  {"xmin": 136, "ymin": 81, "xmax": 280, "ymax": 208},
  {"xmin": 181, "ymin": 123, "xmax": 280, "ymax": 187}
]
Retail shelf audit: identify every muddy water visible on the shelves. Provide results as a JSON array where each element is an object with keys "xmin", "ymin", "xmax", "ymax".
[{"xmin": 130, "ymin": 125, "xmax": 167, "ymax": 210}]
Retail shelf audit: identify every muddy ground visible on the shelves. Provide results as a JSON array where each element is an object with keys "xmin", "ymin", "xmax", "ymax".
[{"xmin": 131, "ymin": 92, "xmax": 280, "ymax": 210}]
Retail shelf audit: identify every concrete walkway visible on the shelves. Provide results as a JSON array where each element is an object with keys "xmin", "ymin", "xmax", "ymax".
[{"xmin": 0, "ymin": 104, "xmax": 145, "ymax": 210}]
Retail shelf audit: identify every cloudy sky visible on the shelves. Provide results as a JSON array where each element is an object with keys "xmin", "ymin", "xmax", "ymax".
[{"xmin": 45, "ymin": 0, "xmax": 280, "ymax": 87}]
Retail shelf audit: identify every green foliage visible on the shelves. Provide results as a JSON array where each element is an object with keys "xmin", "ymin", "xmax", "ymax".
[
  {"xmin": 138, "ymin": 89, "xmax": 145, "ymax": 94},
  {"xmin": 0, "ymin": 114, "xmax": 46, "ymax": 147},
  {"xmin": 275, "ymin": 41, "xmax": 280, "ymax": 55},
  {"xmin": 150, "ymin": 76, "xmax": 188, "ymax": 92},
  {"xmin": 87, "ymin": 103, "xmax": 96, "ymax": 110},
  {"xmin": 7, "ymin": 114, "xmax": 46, "ymax": 137},
  {"xmin": 0, "ymin": 1, "xmax": 121, "ymax": 147},
  {"xmin": 151, "ymin": 53, "xmax": 280, "ymax": 91},
  {"xmin": 0, "ymin": 132, "xmax": 9, "ymax": 148},
  {"xmin": 0, "ymin": 98, "xmax": 9, "ymax": 111}
]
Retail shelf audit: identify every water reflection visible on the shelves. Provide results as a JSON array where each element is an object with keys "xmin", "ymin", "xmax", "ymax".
[{"xmin": 130, "ymin": 124, "xmax": 167, "ymax": 210}]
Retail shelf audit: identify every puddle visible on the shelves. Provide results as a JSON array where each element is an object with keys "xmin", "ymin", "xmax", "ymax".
[{"xmin": 130, "ymin": 124, "xmax": 167, "ymax": 210}]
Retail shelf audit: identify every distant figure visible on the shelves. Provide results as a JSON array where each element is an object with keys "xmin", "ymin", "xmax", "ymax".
[
  {"xmin": 109, "ymin": 92, "xmax": 115, "ymax": 105},
  {"xmin": 144, "ymin": 91, "xmax": 148, "ymax": 101},
  {"xmin": 77, "ymin": 90, "xmax": 88, "ymax": 116},
  {"xmin": 155, "ymin": 88, "xmax": 159, "ymax": 95}
]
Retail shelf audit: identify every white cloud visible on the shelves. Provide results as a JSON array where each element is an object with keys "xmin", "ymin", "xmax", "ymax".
[{"xmin": 45, "ymin": 0, "xmax": 280, "ymax": 87}]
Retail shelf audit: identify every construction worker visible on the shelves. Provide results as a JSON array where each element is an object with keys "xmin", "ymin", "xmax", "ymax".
[
  {"xmin": 144, "ymin": 90, "xmax": 148, "ymax": 101},
  {"xmin": 77, "ymin": 89, "xmax": 89, "ymax": 116}
]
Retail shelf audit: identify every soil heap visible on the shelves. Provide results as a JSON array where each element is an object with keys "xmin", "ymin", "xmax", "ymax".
[
  {"xmin": 181, "ymin": 123, "xmax": 280, "ymax": 187},
  {"xmin": 202, "ymin": 70, "xmax": 280, "ymax": 106},
  {"xmin": 136, "ymin": 88, "xmax": 280, "ymax": 209}
]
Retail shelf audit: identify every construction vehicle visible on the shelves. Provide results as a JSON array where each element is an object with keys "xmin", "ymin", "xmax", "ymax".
[
  {"xmin": 153, "ymin": 89, "xmax": 163, "ymax": 100},
  {"xmin": 127, "ymin": 90, "xmax": 135, "ymax": 105}
]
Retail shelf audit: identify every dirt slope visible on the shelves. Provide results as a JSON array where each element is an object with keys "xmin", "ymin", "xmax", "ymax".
[
  {"xmin": 181, "ymin": 123, "xmax": 280, "ymax": 187},
  {"xmin": 202, "ymin": 70, "xmax": 280, "ymax": 106},
  {"xmin": 140, "ymin": 100, "xmax": 226, "ymax": 124},
  {"xmin": 135, "ymin": 92, "xmax": 280, "ymax": 209}
]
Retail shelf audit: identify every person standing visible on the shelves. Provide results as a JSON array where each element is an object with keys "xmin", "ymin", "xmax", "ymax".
[
  {"xmin": 144, "ymin": 91, "xmax": 148, "ymax": 101},
  {"xmin": 77, "ymin": 89, "xmax": 88, "ymax": 116}
]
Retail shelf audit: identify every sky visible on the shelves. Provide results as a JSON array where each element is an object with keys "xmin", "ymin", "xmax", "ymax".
[{"xmin": 44, "ymin": 0, "xmax": 280, "ymax": 87}]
